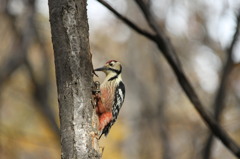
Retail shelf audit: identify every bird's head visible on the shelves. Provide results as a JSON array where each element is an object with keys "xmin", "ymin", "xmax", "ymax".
[{"xmin": 95, "ymin": 60, "xmax": 122, "ymax": 80}]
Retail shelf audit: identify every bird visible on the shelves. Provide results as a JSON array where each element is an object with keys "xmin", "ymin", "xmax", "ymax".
[{"xmin": 94, "ymin": 60, "xmax": 125, "ymax": 139}]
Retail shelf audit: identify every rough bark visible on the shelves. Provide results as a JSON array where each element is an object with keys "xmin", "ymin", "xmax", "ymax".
[{"xmin": 48, "ymin": 0, "xmax": 100, "ymax": 158}]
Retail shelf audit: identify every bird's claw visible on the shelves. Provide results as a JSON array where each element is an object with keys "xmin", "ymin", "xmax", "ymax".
[
  {"xmin": 92, "ymin": 81, "xmax": 100, "ymax": 95},
  {"xmin": 92, "ymin": 81, "xmax": 101, "ymax": 108}
]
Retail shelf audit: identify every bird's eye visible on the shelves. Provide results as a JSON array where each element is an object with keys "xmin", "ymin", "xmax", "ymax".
[{"xmin": 109, "ymin": 62, "xmax": 113, "ymax": 66}]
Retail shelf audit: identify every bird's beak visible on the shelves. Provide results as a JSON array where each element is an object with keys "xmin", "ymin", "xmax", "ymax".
[{"xmin": 94, "ymin": 66, "xmax": 108, "ymax": 72}]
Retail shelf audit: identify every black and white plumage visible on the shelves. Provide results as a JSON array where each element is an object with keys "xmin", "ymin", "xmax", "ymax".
[
  {"xmin": 102, "ymin": 81, "xmax": 125, "ymax": 136},
  {"xmin": 94, "ymin": 60, "xmax": 125, "ymax": 139}
]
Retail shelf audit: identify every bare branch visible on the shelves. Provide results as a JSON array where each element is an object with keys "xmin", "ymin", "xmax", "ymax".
[
  {"xmin": 203, "ymin": 11, "xmax": 240, "ymax": 159},
  {"xmin": 97, "ymin": 0, "xmax": 240, "ymax": 157},
  {"xmin": 96, "ymin": 0, "xmax": 155, "ymax": 41},
  {"xmin": 134, "ymin": 0, "xmax": 182, "ymax": 68}
]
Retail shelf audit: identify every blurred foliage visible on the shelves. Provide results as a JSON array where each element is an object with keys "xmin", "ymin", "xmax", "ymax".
[{"xmin": 1, "ymin": 0, "xmax": 240, "ymax": 159}]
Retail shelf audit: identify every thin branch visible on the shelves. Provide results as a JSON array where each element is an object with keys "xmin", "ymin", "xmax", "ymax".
[
  {"xmin": 134, "ymin": 0, "xmax": 240, "ymax": 156},
  {"xmin": 134, "ymin": 0, "xmax": 182, "ymax": 68},
  {"xmin": 203, "ymin": 11, "xmax": 240, "ymax": 159},
  {"xmin": 97, "ymin": 0, "xmax": 240, "ymax": 157},
  {"xmin": 96, "ymin": 0, "xmax": 155, "ymax": 41}
]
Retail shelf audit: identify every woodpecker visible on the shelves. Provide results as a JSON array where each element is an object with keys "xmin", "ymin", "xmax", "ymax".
[{"xmin": 94, "ymin": 60, "xmax": 125, "ymax": 139}]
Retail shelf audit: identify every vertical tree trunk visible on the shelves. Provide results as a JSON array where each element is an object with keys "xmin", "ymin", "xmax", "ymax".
[{"xmin": 48, "ymin": 0, "xmax": 100, "ymax": 158}]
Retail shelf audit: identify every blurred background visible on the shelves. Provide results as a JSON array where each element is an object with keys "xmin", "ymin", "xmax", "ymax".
[{"xmin": 1, "ymin": 0, "xmax": 240, "ymax": 159}]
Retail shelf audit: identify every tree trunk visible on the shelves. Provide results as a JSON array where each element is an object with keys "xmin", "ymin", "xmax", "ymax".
[{"xmin": 48, "ymin": 0, "xmax": 100, "ymax": 158}]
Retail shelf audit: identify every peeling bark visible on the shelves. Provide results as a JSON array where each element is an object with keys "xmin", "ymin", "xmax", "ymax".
[{"xmin": 48, "ymin": 0, "xmax": 100, "ymax": 158}]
